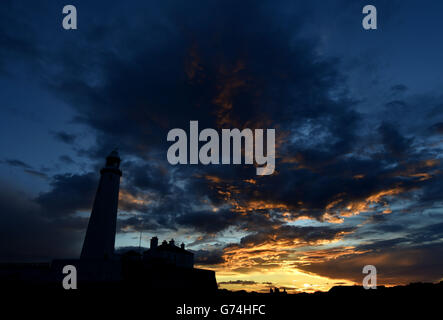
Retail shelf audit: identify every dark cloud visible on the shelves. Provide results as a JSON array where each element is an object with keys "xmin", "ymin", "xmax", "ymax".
[
  {"xmin": 31, "ymin": 0, "xmax": 438, "ymax": 241},
  {"xmin": 3, "ymin": 159, "xmax": 32, "ymax": 169},
  {"xmin": 2, "ymin": 159, "xmax": 48, "ymax": 179},
  {"xmin": 23, "ymin": 169, "xmax": 48, "ymax": 179},
  {"xmin": 194, "ymin": 249, "xmax": 225, "ymax": 265},
  {"xmin": 218, "ymin": 280, "xmax": 257, "ymax": 285},
  {"xmin": 0, "ymin": 170, "xmax": 99, "ymax": 261},
  {"xmin": 123, "ymin": 161, "xmax": 172, "ymax": 195},
  {"xmin": 390, "ymin": 84, "xmax": 408, "ymax": 93},
  {"xmin": 0, "ymin": 183, "xmax": 85, "ymax": 262},
  {"xmin": 238, "ymin": 225, "xmax": 354, "ymax": 247},
  {"xmin": 297, "ymin": 222, "xmax": 443, "ymax": 284},
  {"xmin": 429, "ymin": 122, "xmax": 443, "ymax": 135},
  {"xmin": 177, "ymin": 210, "xmax": 239, "ymax": 234},
  {"xmin": 298, "ymin": 242, "xmax": 443, "ymax": 285},
  {"xmin": 36, "ymin": 172, "xmax": 97, "ymax": 217},
  {"xmin": 378, "ymin": 122, "xmax": 413, "ymax": 158},
  {"xmin": 415, "ymin": 171, "xmax": 443, "ymax": 208},
  {"xmin": 0, "ymin": 2, "xmax": 40, "ymax": 74},
  {"xmin": 51, "ymin": 131, "xmax": 77, "ymax": 145},
  {"xmin": 47, "ymin": 0, "xmax": 358, "ymax": 161},
  {"xmin": 59, "ymin": 155, "xmax": 75, "ymax": 164}
]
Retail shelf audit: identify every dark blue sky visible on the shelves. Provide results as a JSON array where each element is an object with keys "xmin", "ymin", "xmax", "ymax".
[{"xmin": 1, "ymin": 0, "xmax": 443, "ymax": 291}]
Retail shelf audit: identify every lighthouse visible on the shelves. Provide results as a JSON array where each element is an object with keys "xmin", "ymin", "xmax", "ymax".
[
  {"xmin": 50, "ymin": 149, "xmax": 217, "ymax": 289},
  {"xmin": 80, "ymin": 150, "xmax": 122, "ymax": 260}
]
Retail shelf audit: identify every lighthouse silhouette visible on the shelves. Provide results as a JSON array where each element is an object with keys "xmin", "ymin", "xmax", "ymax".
[
  {"xmin": 80, "ymin": 150, "xmax": 122, "ymax": 260},
  {"xmin": 48, "ymin": 150, "xmax": 216, "ymax": 288}
]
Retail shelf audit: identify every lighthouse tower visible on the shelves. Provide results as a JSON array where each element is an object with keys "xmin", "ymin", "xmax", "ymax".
[{"xmin": 80, "ymin": 150, "xmax": 122, "ymax": 260}]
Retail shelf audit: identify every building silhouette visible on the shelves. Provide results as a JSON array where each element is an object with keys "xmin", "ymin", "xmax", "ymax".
[{"xmin": 143, "ymin": 237, "xmax": 194, "ymax": 268}]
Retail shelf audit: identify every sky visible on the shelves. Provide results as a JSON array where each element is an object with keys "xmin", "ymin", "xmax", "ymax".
[{"xmin": 1, "ymin": 0, "xmax": 443, "ymax": 293}]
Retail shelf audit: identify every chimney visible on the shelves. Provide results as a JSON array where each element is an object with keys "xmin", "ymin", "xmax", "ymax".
[
  {"xmin": 150, "ymin": 236, "xmax": 158, "ymax": 249},
  {"xmin": 169, "ymin": 239, "xmax": 175, "ymax": 246},
  {"xmin": 180, "ymin": 243, "xmax": 185, "ymax": 250}
]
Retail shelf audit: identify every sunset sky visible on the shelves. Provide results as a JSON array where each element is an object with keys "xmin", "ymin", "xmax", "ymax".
[{"xmin": 1, "ymin": 0, "xmax": 443, "ymax": 293}]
